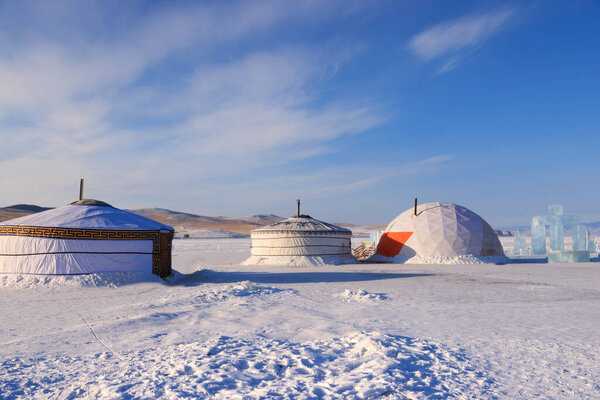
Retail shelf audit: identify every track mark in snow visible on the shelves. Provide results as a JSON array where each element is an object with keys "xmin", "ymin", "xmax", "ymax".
[
  {"xmin": 0, "ymin": 331, "xmax": 493, "ymax": 399},
  {"xmin": 44, "ymin": 295, "xmax": 124, "ymax": 361}
]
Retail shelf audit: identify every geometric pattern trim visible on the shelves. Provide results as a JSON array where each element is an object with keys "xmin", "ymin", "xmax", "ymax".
[
  {"xmin": 252, "ymin": 230, "xmax": 350, "ymax": 236},
  {"xmin": 152, "ymin": 239, "xmax": 160, "ymax": 275},
  {"xmin": 0, "ymin": 226, "xmax": 160, "ymax": 240}
]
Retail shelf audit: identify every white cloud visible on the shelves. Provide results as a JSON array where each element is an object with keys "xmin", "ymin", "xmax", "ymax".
[
  {"xmin": 408, "ymin": 8, "xmax": 514, "ymax": 61},
  {"xmin": 0, "ymin": 0, "xmax": 453, "ymax": 220},
  {"xmin": 0, "ymin": 0, "xmax": 387, "ymax": 209}
]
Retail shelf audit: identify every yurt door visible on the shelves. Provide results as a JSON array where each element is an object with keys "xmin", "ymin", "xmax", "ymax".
[{"xmin": 158, "ymin": 230, "xmax": 173, "ymax": 278}]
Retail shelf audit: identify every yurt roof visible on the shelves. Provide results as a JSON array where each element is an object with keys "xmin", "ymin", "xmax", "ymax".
[
  {"xmin": 252, "ymin": 216, "xmax": 351, "ymax": 235},
  {"xmin": 0, "ymin": 199, "xmax": 173, "ymax": 231}
]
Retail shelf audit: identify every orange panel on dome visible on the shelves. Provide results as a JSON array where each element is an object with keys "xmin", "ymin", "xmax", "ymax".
[{"xmin": 376, "ymin": 232, "xmax": 413, "ymax": 257}]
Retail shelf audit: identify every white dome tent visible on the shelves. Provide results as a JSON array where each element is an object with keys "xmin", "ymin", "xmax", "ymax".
[
  {"xmin": 374, "ymin": 202, "xmax": 506, "ymax": 264},
  {"xmin": 0, "ymin": 199, "xmax": 174, "ymax": 277},
  {"xmin": 243, "ymin": 201, "xmax": 354, "ymax": 266}
]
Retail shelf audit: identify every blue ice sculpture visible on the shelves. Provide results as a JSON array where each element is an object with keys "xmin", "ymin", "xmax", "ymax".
[
  {"xmin": 369, "ymin": 230, "xmax": 384, "ymax": 245},
  {"xmin": 588, "ymin": 229, "xmax": 598, "ymax": 253},
  {"xmin": 531, "ymin": 204, "xmax": 588, "ymax": 254},
  {"xmin": 512, "ymin": 231, "xmax": 529, "ymax": 255},
  {"xmin": 574, "ymin": 224, "xmax": 588, "ymax": 251}
]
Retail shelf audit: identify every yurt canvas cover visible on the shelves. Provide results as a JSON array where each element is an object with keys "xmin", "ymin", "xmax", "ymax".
[
  {"xmin": 246, "ymin": 215, "xmax": 352, "ymax": 265},
  {"xmin": 375, "ymin": 202, "xmax": 504, "ymax": 259},
  {"xmin": 0, "ymin": 200, "xmax": 174, "ymax": 277}
]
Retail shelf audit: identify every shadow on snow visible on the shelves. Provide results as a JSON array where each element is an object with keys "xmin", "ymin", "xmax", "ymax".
[{"xmin": 169, "ymin": 269, "xmax": 435, "ymax": 286}]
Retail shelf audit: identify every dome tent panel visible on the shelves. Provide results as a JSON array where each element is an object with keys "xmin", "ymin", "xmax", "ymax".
[
  {"xmin": 481, "ymin": 220, "xmax": 505, "ymax": 256},
  {"xmin": 0, "ymin": 199, "xmax": 174, "ymax": 277},
  {"xmin": 370, "ymin": 232, "xmax": 413, "ymax": 258}
]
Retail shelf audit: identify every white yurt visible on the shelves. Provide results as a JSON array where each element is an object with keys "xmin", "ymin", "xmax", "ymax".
[
  {"xmin": 0, "ymin": 199, "xmax": 174, "ymax": 277},
  {"xmin": 374, "ymin": 202, "xmax": 505, "ymax": 262},
  {"xmin": 243, "ymin": 202, "xmax": 353, "ymax": 266}
]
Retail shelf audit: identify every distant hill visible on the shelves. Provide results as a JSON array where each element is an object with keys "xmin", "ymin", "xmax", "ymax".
[
  {"xmin": 0, "ymin": 204, "xmax": 54, "ymax": 223},
  {"xmin": 2, "ymin": 204, "xmax": 53, "ymax": 213},
  {"xmin": 230, "ymin": 214, "xmax": 283, "ymax": 225},
  {"xmin": 0, "ymin": 210, "xmax": 31, "ymax": 223},
  {"xmin": 128, "ymin": 208, "xmax": 284, "ymax": 235}
]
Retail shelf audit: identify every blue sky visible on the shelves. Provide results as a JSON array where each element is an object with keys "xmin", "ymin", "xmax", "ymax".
[{"xmin": 0, "ymin": 0, "xmax": 598, "ymax": 226}]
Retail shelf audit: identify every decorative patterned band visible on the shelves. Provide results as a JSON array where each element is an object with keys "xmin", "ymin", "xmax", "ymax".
[
  {"xmin": 0, "ymin": 226, "xmax": 162, "ymax": 240},
  {"xmin": 251, "ymin": 231, "xmax": 351, "ymax": 236}
]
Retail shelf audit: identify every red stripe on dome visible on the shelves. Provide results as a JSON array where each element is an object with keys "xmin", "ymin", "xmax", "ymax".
[{"xmin": 376, "ymin": 232, "xmax": 413, "ymax": 257}]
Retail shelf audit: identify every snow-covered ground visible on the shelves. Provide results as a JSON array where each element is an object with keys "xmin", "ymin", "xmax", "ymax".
[
  {"xmin": 1, "ymin": 238, "xmax": 599, "ymax": 399},
  {"xmin": 174, "ymin": 229, "xmax": 248, "ymax": 239}
]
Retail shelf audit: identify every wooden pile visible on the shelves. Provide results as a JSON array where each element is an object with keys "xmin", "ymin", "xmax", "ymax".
[{"xmin": 352, "ymin": 242, "xmax": 376, "ymax": 261}]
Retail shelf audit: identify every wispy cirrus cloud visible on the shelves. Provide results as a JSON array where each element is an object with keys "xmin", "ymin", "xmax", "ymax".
[
  {"xmin": 0, "ymin": 0, "xmax": 389, "ymax": 211},
  {"xmin": 408, "ymin": 8, "xmax": 515, "ymax": 73}
]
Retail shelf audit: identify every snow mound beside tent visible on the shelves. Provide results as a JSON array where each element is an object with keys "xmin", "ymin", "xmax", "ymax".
[
  {"xmin": 194, "ymin": 281, "xmax": 287, "ymax": 302},
  {"xmin": 368, "ymin": 253, "xmax": 510, "ymax": 265},
  {"xmin": 0, "ymin": 271, "xmax": 163, "ymax": 289},
  {"xmin": 242, "ymin": 255, "xmax": 357, "ymax": 267},
  {"xmin": 0, "ymin": 331, "xmax": 493, "ymax": 399}
]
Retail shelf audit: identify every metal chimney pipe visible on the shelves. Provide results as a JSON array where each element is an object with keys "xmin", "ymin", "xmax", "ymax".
[
  {"xmin": 297, "ymin": 199, "xmax": 300, "ymax": 218},
  {"xmin": 414, "ymin": 197, "xmax": 417, "ymax": 216},
  {"xmin": 79, "ymin": 179, "xmax": 84, "ymax": 200}
]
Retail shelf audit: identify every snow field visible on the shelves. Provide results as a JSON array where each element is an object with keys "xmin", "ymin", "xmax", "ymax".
[
  {"xmin": 0, "ymin": 331, "xmax": 491, "ymax": 399},
  {"xmin": 1, "ymin": 238, "xmax": 599, "ymax": 399}
]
